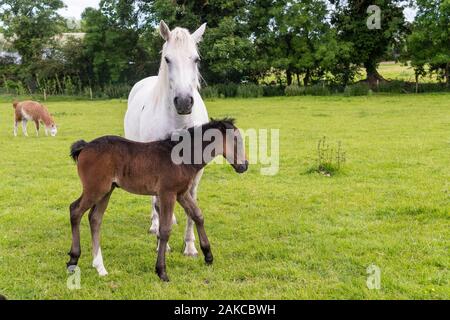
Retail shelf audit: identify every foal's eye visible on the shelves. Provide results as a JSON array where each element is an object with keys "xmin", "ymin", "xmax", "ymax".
[{"xmin": 164, "ymin": 56, "xmax": 171, "ymax": 64}]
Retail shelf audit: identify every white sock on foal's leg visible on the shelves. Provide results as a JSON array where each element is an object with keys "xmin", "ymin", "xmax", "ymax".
[{"xmin": 92, "ymin": 247, "xmax": 108, "ymax": 276}]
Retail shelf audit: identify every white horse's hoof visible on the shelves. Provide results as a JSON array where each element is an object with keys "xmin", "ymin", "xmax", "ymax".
[
  {"xmin": 149, "ymin": 223, "xmax": 158, "ymax": 234},
  {"xmin": 93, "ymin": 265, "xmax": 108, "ymax": 276},
  {"xmin": 97, "ymin": 268, "xmax": 108, "ymax": 276},
  {"xmin": 183, "ymin": 242, "xmax": 198, "ymax": 257}
]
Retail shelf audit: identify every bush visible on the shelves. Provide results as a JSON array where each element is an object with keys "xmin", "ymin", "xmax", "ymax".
[
  {"xmin": 304, "ymin": 84, "xmax": 330, "ymax": 96},
  {"xmin": 374, "ymin": 80, "xmax": 407, "ymax": 93},
  {"xmin": 262, "ymin": 85, "xmax": 285, "ymax": 97},
  {"xmin": 285, "ymin": 85, "xmax": 305, "ymax": 96},
  {"xmin": 416, "ymin": 82, "xmax": 450, "ymax": 93},
  {"xmin": 102, "ymin": 84, "xmax": 131, "ymax": 99},
  {"xmin": 201, "ymin": 86, "xmax": 219, "ymax": 99},
  {"xmin": 308, "ymin": 136, "xmax": 346, "ymax": 176},
  {"xmin": 216, "ymin": 83, "xmax": 238, "ymax": 98},
  {"xmin": 344, "ymin": 83, "xmax": 370, "ymax": 96},
  {"xmin": 236, "ymin": 83, "xmax": 263, "ymax": 98}
]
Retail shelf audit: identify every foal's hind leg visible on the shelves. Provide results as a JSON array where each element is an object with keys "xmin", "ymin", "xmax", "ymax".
[
  {"xmin": 155, "ymin": 192, "xmax": 176, "ymax": 281},
  {"xmin": 88, "ymin": 191, "xmax": 113, "ymax": 276},
  {"xmin": 67, "ymin": 196, "xmax": 95, "ymax": 269}
]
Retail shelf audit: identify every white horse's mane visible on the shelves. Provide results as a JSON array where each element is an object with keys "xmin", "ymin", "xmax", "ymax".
[{"xmin": 154, "ymin": 27, "xmax": 201, "ymax": 105}]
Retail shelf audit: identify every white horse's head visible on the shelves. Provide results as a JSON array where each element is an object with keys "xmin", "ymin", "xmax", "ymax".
[{"xmin": 159, "ymin": 20, "xmax": 206, "ymax": 115}]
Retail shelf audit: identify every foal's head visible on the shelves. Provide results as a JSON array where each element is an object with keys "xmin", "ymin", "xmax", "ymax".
[
  {"xmin": 159, "ymin": 20, "xmax": 206, "ymax": 115},
  {"xmin": 212, "ymin": 118, "xmax": 248, "ymax": 174}
]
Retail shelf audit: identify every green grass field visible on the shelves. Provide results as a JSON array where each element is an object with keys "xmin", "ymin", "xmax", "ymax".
[{"xmin": 0, "ymin": 94, "xmax": 449, "ymax": 299}]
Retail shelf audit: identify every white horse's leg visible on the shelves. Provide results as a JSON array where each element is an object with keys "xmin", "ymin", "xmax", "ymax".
[
  {"xmin": 22, "ymin": 120, "xmax": 28, "ymax": 136},
  {"xmin": 149, "ymin": 196, "xmax": 160, "ymax": 234},
  {"xmin": 183, "ymin": 169, "xmax": 203, "ymax": 256},
  {"xmin": 151, "ymin": 196, "xmax": 172, "ymax": 252}
]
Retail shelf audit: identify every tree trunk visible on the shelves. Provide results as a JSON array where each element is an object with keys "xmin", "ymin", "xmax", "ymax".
[
  {"xmin": 445, "ymin": 62, "xmax": 449, "ymax": 86},
  {"xmin": 364, "ymin": 61, "xmax": 385, "ymax": 88},
  {"xmin": 286, "ymin": 69, "xmax": 292, "ymax": 86},
  {"xmin": 415, "ymin": 72, "xmax": 419, "ymax": 94},
  {"xmin": 304, "ymin": 69, "xmax": 311, "ymax": 87}
]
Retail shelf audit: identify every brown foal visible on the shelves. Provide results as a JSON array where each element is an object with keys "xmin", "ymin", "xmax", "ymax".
[{"xmin": 67, "ymin": 118, "xmax": 248, "ymax": 281}]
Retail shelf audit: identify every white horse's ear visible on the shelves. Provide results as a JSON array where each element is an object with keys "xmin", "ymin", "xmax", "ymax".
[
  {"xmin": 192, "ymin": 23, "xmax": 207, "ymax": 43},
  {"xmin": 159, "ymin": 20, "xmax": 171, "ymax": 41}
]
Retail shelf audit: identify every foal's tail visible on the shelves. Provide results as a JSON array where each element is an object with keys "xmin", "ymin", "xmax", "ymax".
[{"xmin": 70, "ymin": 140, "xmax": 88, "ymax": 162}]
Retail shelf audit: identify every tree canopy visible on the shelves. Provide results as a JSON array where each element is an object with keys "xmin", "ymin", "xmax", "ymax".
[{"xmin": 0, "ymin": 0, "xmax": 448, "ymax": 94}]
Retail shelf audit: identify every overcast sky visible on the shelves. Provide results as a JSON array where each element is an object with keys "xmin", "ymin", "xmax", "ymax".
[
  {"xmin": 59, "ymin": 0, "xmax": 100, "ymax": 19},
  {"xmin": 58, "ymin": 0, "xmax": 417, "ymax": 22}
]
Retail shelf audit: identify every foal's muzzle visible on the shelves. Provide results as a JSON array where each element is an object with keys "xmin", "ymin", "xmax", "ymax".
[
  {"xmin": 234, "ymin": 160, "xmax": 249, "ymax": 174},
  {"xmin": 174, "ymin": 95, "xmax": 194, "ymax": 115}
]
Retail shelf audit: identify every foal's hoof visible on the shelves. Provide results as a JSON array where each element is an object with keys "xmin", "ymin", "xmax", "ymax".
[
  {"xmin": 67, "ymin": 264, "xmax": 78, "ymax": 273},
  {"xmin": 158, "ymin": 273, "xmax": 170, "ymax": 282},
  {"xmin": 205, "ymin": 254, "xmax": 214, "ymax": 265},
  {"xmin": 155, "ymin": 268, "xmax": 170, "ymax": 282}
]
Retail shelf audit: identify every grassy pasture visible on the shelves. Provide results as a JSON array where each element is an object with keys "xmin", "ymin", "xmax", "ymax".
[{"xmin": 0, "ymin": 94, "xmax": 449, "ymax": 299}]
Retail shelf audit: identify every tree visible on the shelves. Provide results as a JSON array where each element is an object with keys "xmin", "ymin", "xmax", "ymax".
[
  {"xmin": 0, "ymin": 0, "xmax": 65, "ymax": 66},
  {"xmin": 81, "ymin": 0, "xmax": 152, "ymax": 86},
  {"xmin": 146, "ymin": 0, "xmax": 254, "ymax": 84},
  {"xmin": 406, "ymin": 0, "xmax": 450, "ymax": 85},
  {"xmin": 330, "ymin": 0, "xmax": 407, "ymax": 86},
  {"xmin": 248, "ymin": 0, "xmax": 338, "ymax": 86}
]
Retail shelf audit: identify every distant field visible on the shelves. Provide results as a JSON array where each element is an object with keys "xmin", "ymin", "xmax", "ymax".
[
  {"xmin": 0, "ymin": 94, "xmax": 449, "ymax": 299},
  {"xmin": 363, "ymin": 61, "xmax": 439, "ymax": 83},
  {"xmin": 261, "ymin": 61, "xmax": 439, "ymax": 84}
]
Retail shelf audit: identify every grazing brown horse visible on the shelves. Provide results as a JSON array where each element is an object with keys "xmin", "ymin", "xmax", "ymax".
[{"xmin": 67, "ymin": 118, "xmax": 248, "ymax": 281}]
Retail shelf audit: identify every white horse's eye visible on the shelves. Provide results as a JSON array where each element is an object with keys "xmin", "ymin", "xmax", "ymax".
[{"xmin": 165, "ymin": 56, "xmax": 171, "ymax": 64}]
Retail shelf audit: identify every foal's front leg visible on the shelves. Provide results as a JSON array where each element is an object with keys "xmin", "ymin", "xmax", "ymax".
[
  {"xmin": 155, "ymin": 193, "xmax": 176, "ymax": 281},
  {"xmin": 183, "ymin": 170, "xmax": 203, "ymax": 257},
  {"xmin": 177, "ymin": 192, "xmax": 213, "ymax": 265}
]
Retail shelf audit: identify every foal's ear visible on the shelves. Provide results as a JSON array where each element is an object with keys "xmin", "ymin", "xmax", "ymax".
[
  {"xmin": 159, "ymin": 20, "xmax": 171, "ymax": 41},
  {"xmin": 192, "ymin": 23, "xmax": 207, "ymax": 43}
]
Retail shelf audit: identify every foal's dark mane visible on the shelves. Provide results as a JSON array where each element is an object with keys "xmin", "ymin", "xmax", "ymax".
[{"xmin": 159, "ymin": 117, "xmax": 236, "ymax": 149}]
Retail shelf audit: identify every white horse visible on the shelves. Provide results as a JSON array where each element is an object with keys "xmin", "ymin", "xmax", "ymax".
[{"xmin": 124, "ymin": 21, "xmax": 208, "ymax": 259}]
